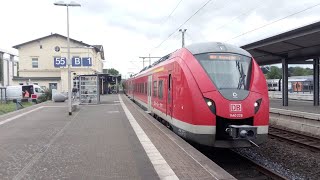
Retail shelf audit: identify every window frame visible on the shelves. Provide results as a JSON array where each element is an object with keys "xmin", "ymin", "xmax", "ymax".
[
  {"xmin": 153, "ymin": 81, "xmax": 157, "ymax": 97},
  {"xmin": 32, "ymin": 58, "xmax": 38, "ymax": 68},
  {"xmin": 158, "ymin": 80, "xmax": 163, "ymax": 99}
]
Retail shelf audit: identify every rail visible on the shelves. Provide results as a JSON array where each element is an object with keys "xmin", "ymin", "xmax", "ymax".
[
  {"xmin": 268, "ymin": 126, "xmax": 320, "ymax": 152},
  {"xmin": 232, "ymin": 150, "xmax": 288, "ymax": 180}
]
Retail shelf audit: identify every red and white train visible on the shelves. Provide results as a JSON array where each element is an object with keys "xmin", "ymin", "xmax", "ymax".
[{"xmin": 124, "ymin": 42, "xmax": 269, "ymax": 148}]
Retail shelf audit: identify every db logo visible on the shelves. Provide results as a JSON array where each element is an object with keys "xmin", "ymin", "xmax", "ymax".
[{"xmin": 230, "ymin": 104, "xmax": 242, "ymax": 112}]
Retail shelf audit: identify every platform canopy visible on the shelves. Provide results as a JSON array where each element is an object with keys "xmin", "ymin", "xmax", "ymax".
[{"xmin": 241, "ymin": 21, "xmax": 320, "ymax": 65}]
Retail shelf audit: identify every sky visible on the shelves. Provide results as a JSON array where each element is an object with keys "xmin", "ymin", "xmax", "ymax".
[{"xmin": 1, "ymin": 0, "xmax": 320, "ymax": 78}]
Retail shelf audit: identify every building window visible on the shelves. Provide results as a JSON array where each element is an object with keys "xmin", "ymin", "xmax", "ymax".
[
  {"xmin": 158, "ymin": 80, "xmax": 163, "ymax": 99},
  {"xmin": 153, "ymin": 81, "xmax": 157, "ymax": 97},
  {"xmin": 32, "ymin": 58, "xmax": 38, "ymax": 68},
  {"xmin": 49, "ymin": 83, "xmax": 57, "ymax": 90}
]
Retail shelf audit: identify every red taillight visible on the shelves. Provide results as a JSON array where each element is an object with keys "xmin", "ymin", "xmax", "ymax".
[{"xmin": 31, "ymin": 94, "xmax": 37, "ymax": 99}]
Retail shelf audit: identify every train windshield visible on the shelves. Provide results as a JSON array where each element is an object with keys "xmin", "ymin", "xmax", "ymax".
[{"xmin": 195, "ymin": 53, "xmax": 252, "ymax": 90}]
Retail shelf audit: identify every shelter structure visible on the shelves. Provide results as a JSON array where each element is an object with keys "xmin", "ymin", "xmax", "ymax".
[{"xmin": 241, "ymin": 21, "xmax": 320, "ymax": 106}]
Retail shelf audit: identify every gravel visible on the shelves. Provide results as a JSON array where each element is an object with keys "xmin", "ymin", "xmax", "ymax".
[{"xmin": 234, "ymin": 137, "xmax": 320, "ymax": 180}]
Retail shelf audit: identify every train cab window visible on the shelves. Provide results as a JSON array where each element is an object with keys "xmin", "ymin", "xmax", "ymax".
[
  {"xmin": 153, "ymin": 81, "xmax": 157, "ymax": 97},
  {"xmin": 158, "ymin": 80, "xmax": 163, "ymax": 99},
  {"xmin": 195, "ymin": 53, "xmax": 252, "ymax": 90}
]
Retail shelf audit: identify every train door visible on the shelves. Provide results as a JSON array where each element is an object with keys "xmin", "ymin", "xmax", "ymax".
[
  {"xmin": 167, "ymin": 74, "xmax": 173, "ymax": 118},
  {"xmin": 147, "ymin": 75, "xmax": 152, "ymax": 111}
]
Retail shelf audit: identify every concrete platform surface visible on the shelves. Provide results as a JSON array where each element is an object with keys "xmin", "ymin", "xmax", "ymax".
[
  {"xmin": 270, "ymin": 99, "xmax": 320, "ymax": 114},
  {"xmin": 0, "ymin": 94, "xmax": 234, "ymax": 180}
]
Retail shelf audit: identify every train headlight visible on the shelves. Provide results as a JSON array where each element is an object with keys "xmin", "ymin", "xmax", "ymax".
[
  {"xmin": 204, "ymin": 98, "xmax": 216, "ymax": 114},
  {"xmin": 254, "ymin": 99, "xmax": 262, "ymax": 114}
]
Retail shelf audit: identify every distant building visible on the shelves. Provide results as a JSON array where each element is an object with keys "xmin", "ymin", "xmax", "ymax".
[
  {"xmin": 12, "ymin": 33, "xmax": 104, "ymax": 92},
  {"xmin": 0, "ymin": 49, "xmax": 18, "ymax": 87}
]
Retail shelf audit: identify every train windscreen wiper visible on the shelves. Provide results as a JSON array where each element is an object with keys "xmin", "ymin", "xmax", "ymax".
[{"xmin": 236, "ymin": 61, "xmax": 246, "ymax": 89}]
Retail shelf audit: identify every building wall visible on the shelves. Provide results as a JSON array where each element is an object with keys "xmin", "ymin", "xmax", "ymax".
[{"xmin": 15, "ymin": 35, "xmax": 103, "ymax": 92}]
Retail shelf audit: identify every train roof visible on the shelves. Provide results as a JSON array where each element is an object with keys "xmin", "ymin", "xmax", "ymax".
[
  {"xmin": 185, "ymin": 42, "xmax": 252, "ymax": 57},
  {"xmin": 129, "ymin": 42, "xmax": 252, "ymax": 78}
]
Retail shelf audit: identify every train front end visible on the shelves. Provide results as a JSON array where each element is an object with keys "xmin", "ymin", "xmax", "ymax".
[{"xmin": 185, "ymin": 42, "xmax": 269, "ymax": 148}]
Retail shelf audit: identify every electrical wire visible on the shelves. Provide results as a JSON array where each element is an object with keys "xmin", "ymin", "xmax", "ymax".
[
  {"xmin": 225, "ymin": 2, "xmax": 320, "ymax": 42},
  {"xmin": 211, "ymin": 0, "xmax": 265, "ymax": 34},
  {"xmin": 153, "ymin": 0, "xmax": 214, "ymax": 50},
  {"xmin": 185, "ymin": 32, "xmax": 195, "ymax": 42},
  {"xmin": 161, "ymin": 0, "xmax": 184, "ymax": 25}
]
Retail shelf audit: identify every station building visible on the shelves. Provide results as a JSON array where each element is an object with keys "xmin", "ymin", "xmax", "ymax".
[{"xmin": 12, "ymin": 33, "xmax": 104, "ymax": 92}]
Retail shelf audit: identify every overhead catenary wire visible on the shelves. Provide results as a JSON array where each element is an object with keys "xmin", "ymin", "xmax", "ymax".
[
  {"xmin": 211, "ymin": 0, "xmax": 265, "ymax": 34},
  {"xmin": 225, "ymin": 2, "xmax": 320, "ymax": 42},
  {"xmin": 161, "ymin": 0, "xmax": 184, "ymax": 25},
  {"xmin": 153, "ymin": 0, "xmax": 214, "ymax": 50},
  {"xmin": 185, "ymin": 32, "xmax": 195, "ymax": 42}
]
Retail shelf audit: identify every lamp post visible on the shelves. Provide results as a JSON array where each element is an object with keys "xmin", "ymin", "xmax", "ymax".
[{"xmin": 54, "ymin": 1, "xmax": 81, "ymax": 115}]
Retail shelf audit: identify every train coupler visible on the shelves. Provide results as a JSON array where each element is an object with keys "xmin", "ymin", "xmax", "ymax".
[{"xmin": 225, "ymin": 125, "xmax": 257, "ymax": 140}]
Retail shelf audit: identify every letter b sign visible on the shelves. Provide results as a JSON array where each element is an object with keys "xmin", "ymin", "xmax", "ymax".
[{"xmin": 72, "ymin": 57, "xmax": 82, "ymax": 66}]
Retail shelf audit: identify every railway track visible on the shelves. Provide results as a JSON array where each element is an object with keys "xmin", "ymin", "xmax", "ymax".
[
  {"xmin": 268, "ymin": 126, "xmax": 320, "ymax": 152},
  {"xmin": 231, "ymin": 149, "xmax": 288, "ymax": 180},
  {"xmin": 190, "ymin": 142, "xmax": 287, "ymax": 180}
]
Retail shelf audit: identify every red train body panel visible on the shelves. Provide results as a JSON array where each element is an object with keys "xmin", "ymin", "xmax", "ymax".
[{"xmin": 124, "ymin": 42, "xmax": 269, "ymax": 148}]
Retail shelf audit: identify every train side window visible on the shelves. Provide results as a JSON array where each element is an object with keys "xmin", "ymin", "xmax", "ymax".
[
  {"xmin": 158, "ymin": 80, "xmax": 163, "ymax": 99},
  {"xmin": 139, "ymin": 83, "xmax": 141, "ymax": 93},
  {"xmin": 168, "ymin": 74, "xmax": 172, "ymax": 103},
  {"xmin": 145, "ymin": 82, "xmax": 147, "ymax": 94},
  {"xmin": 153, "ymin": 81, "xmax": 157, "ymax": 97}
]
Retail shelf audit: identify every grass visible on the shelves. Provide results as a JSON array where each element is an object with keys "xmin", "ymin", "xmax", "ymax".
[{"xmin": 0, "ymin": 101, "xmax": 34, "ymax": 115}]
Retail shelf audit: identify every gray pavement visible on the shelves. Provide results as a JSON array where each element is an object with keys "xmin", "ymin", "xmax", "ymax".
[
  {"xmin": 0, "ymin": 94, "xmax": 234, "ymax": 180},
  {"xmin": 121, "ymin": 94, "xmax": 235, "ymax": 180},
  {"xmin": 0, "ymin": 95, "xmax": 158, "ymax": 180},
  {"xmin": 270, "ymin": 99, "xmax": 320, "ymax": 114}
]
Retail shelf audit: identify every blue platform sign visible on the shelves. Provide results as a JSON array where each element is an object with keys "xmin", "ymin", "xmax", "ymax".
[
  {"xmin": 82, "ymin": 57, "xmax": 92, "ymax": 66},
  {"xmin": 72, "ymin": 57, "xmax": 82, "ymax": 67},
  {"xmin": 54, "ymin": 57, "xmax": 67, "ymax": 67}
]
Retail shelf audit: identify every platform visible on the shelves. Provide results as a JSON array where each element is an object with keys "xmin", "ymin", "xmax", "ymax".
[
  {"xmin": 0, "ymin": 94, "xmax": 234, "ymax": 180},
  {"xmin": 270, "ymin": 99, "xmax": 320, "ymax": 114}
]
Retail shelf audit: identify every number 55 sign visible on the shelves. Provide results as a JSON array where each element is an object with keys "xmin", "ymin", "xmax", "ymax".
[{"xmin": 54, "ymin": 57, "xmax": 67, "ymax": 67}]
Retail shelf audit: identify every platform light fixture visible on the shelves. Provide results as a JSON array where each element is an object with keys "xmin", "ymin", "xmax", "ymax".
[{"xmin": 54, "ymin": 1, "xmax": 81, "ymax": 115}]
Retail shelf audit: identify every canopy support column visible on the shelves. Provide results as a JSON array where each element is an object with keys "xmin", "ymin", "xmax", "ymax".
[
  {"xmin": 313, "ymin": 58, "xmax": 319, "ymax": 106},
  {"xmin": 282, "ymin": 58, "xmax": 288, "ymax": 106}
]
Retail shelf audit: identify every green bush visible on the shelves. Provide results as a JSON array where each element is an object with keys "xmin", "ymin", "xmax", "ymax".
[
  {"xmin": 45, "ymin": 89, "xmax": 52, "ymax": 100},
  {"xmin": 37, "ymin": 94, "xmax": 47, "ymax": 103},
  {"xmin": 37, "ymin": 89, "xmax": 52, "ymax": 103}
]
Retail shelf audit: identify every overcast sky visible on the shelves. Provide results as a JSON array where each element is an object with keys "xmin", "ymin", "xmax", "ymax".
[{"xmin": 1, "ymin": 0, "xmax": 320, "ymax": 77}]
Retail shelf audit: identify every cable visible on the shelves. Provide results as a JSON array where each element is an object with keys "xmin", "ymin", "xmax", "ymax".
[
  {"xmin": 225, "ymin": 2, "xmax": 320, "ymax": 42},
  {"xmin": 185, "ymin": 32, "xmax": 195, "ymax": 42},
  {"xmin": 153, "ymin": 0, "xmax": 214, "ymax": 50},
  {"xmin": 212, "ymin": 0, "xmax": 265, "ymax": 34},
  {"xmin": 161, "ymin": 0, "xmax": 184, "ymax": 25}
]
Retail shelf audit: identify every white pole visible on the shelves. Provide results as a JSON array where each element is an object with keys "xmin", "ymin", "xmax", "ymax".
[{"xmin": 67, "ymin": 5, "xmax": 72, "ymax": 115}]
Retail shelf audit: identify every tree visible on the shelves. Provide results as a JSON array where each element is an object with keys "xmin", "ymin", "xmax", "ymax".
[
  {"xmin": 103, "ymin": 68, "xmax": 119, "ymax": 75},
  {"xmin": 266, "ymin": 66, "xmax": 282, "ymax": 79},
  {"xmin": 289, "ymin": 67, "xmax": 313, "ymax": 76}
]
